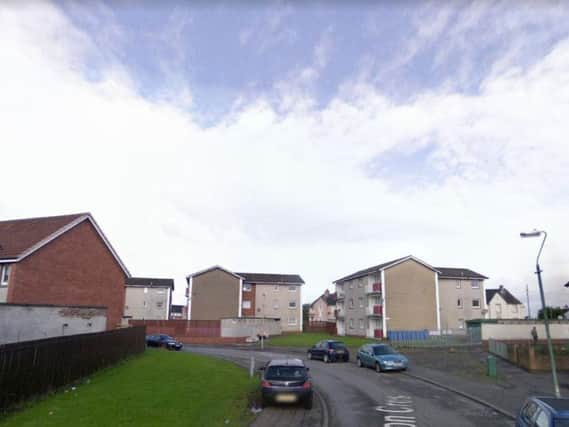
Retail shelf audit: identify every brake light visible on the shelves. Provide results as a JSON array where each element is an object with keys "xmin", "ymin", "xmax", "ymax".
[
  {"xmin": 261, "ymin": 380, "xmax": 271, "ymax": 388},
  {"xmin": 302, "ymin": 381, "xmax": 312, "ymax": 389}
]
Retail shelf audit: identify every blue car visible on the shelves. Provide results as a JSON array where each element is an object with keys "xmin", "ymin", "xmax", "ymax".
[
  {"xmin": 516, "ymin": 396, "xmax": 569, "ymax": 426},
  {"xmin": 356, "ymin": 343, "xmax": 408, "ymax": 372}
]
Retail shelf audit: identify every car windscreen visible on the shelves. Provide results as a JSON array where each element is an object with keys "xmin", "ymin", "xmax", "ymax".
[
  {"xmin": 373, "ymin": 346, "xmax": 398, "ymax": 355},
  {"xmin": 160, "ymin": 335, "xmax": 174, "ymax": 340},
  {"xmin": 265, "ymin": 366, "xmax": 307, "ymax": 381},
  {"xmin": 330, "ymin": 342, "xmax": 346, "ymax": 350}
]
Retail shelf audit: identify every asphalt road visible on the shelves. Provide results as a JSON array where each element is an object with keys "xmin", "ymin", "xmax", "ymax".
[{"xmin": 184, "ymin": 346, "xmax": 513, "ymax": 427}]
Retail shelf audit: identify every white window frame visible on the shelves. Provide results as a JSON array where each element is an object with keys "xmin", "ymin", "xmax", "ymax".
[
  {"xmin": 349, "ymin": 281, "xmax": 354, "ymax": 289},
  {"xmin": 471, "ymin": 280, "xmax": 480, "ymax": 289},
  {"xmin": 349, "ymin": 298, "xmax": 354, "ymax": 309},
  {"xmin": 288, "ymin": 285, "xmax": 296, "ymax": 292},
  {"xmin": 243, "ymin": 283, "xmax": 252, "ymax": 292},
  {"xmin": 288, "ymin": 301, "xmax": 297, "ymax": 309},
  {"xmin": 457, "ymin": 298, "xmax": 463, "ymax": 309},
  {"xmin": 359, "ymin": 319, "xmax": 364, "ymax": 329},
  {"xmin": 456, "ymin": 280, "xmax": 461, "ymax": 289},
  {"xmin": 358, "ymin": 297, "xmax": 364, "ymax": 308},
  {"xmin": 274, "ymin": 285, "xmax": 279, "ymax": 292},
  {"xmin": 242, "ymin": 300, "xmax": 251, "ymax": 309},
  {"xmin": 349, "ymin": 319, "xmax": 354, "ymax": 329},
  {"xmin": 0, "ymin": 264, "xmax": 10, "ymax": 287},
  {"xmin": 358, "ymin": 279, "xmax": 363, "ymax": 288},
  {"xmin": 288, "ymin": 317, "xmax": 297, "ymax": 325},
  {"xmin": 472, "ymin": 298, "xmax": 480, "ymax": 309},
  {"xmin": 273, "ymin": 300, "xmax": 279, "ymax": 310},
  {"xmin": 458, "ymin": 318, "xmax": 465, "ymax": 329}
]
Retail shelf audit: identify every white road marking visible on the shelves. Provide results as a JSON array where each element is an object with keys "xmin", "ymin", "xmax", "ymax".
[{"xmin": 376, "ymin": 395, "xmax": 417, "ymax": 426}]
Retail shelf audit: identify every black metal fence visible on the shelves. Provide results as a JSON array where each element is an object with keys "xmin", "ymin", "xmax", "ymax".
[{"xmin": 0, "ymin": 326, "xmax": 146, "ymax": 412}]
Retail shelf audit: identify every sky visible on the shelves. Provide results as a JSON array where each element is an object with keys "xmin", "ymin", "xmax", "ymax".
[{"xmin": 1, "ymin": 0, "xmax": 568, "ymax": 314}]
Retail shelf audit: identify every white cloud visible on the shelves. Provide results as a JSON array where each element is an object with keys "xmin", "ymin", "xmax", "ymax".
[{"xmin": 0, "ymin": 2, "xmax": 568, "ymax": 313}]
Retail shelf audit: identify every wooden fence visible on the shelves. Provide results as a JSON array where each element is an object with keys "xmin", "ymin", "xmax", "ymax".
[
  {"xmin": 304, "ymin": 321, "xmax": 337, "ymax": 334},
  {"xmin": 0, "ymin": 326, "xmax": 146, "ymax": 412},
  {"xmin": 129, "ymin": 319, "xmax": 221, "ymax": 338}
]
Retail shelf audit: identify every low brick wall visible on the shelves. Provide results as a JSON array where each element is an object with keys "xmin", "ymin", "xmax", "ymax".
[
  {"xmin": 178, "ymin": 337, "xmax": 246, "ymax": 345},
  {"xmin": 129, "ymin": 319, "xmax": 220, "ymax": 339},
  {"xmin": 305, "ymin": 321, "xmax": 336, "ymax": 334}
]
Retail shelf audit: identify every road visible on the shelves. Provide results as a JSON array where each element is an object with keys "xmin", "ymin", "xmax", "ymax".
[{"xmin": 184, "ymin": 346, "xmax": 513, "ymax": 427}]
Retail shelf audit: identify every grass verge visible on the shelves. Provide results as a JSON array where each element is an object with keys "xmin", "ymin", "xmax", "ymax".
[
  {"xmin": 0, "ymin": 349, "xmax": 257, "ymax": 427},
  {"xmin": 267, "ymin": 332, "xmax": 376, "ymax": 350}
]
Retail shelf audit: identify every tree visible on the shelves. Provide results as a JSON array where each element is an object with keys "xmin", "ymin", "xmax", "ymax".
[{"xmin": 537, "ymin": 306, "xmax": 568, "ymax": 320}]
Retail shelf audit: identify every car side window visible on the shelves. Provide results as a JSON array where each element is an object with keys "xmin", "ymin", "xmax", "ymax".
[
  {"xmin": 315, "ymin": 341, "xmax": 322, "ymax": 349},
  {"xmin": 534, "ymin": 409, "xmax": 550, "ymax": 427}
]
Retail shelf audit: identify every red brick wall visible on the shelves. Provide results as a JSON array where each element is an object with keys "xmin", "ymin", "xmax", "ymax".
[
  {"xmin": 241, "ymin": 283, "xmax": 256, "ymax": 317},
  {"xmin": 7, "ymin": 220, "xmax": 127, "ymax": 329}
]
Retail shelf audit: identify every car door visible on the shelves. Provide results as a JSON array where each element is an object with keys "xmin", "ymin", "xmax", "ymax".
[
  {"xmin": 360, "ymin": 345, "xmax": 371, "ymax": 367},
  {"xmin": 312, "ymin": 341, "xmax": 322, "ymax": 359}
]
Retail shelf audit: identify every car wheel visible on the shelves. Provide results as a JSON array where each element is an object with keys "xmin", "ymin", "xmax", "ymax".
[
  {"xmin": 303, "ymin": 396, "xmax": 313, "ymax": 410},
  {"xmin": 323, "ymin": 354, "xmax": 329, "ymax": 363},
  {"xmin": 357, "ymin": 358, "xmax": 363, "ymax": 368},
  {"xmin": 307, "ymin": 352, "xmax": 312, "ymax": 360},
  {"xmin": 375, "ymin": 363, "xmax": 382, "ymax": 373}
]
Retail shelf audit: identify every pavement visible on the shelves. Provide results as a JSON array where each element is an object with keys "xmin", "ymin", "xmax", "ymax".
[{"xmin": 183, "ymin": 345, "xmax": 513, "ymax": 427}]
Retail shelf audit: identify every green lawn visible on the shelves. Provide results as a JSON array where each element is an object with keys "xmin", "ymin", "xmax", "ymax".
[
  {"xmin": 268, "ymin": 332, "xmax": 377, "ymax": 349},
  {"xmin": 1, "ymin": 349, "xmax": 257, "ymax": 427}
]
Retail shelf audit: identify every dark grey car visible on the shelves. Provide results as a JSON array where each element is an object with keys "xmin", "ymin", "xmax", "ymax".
[{"xmin": 260, "ymin": 359, "xmax": 313, "ymax": 409}]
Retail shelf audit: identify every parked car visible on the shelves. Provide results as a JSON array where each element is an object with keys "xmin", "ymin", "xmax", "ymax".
[
  {"xmin": 260, "ymin": 359, "xmax": 313, "ymax": 409},
  {"xmin": 356, "ymin": 343, "xmax": 408, "ymax": 372},
  {"xmin": 307, "ymin": 340, "xmax": 350, "ymax": 363},
  {"xmin": 146, "ymin": 334, "xmax": 183, "ymax": 351},
  {"xmin": 516, "ymin": 396, "xmax": 569, "ymax": 426}
]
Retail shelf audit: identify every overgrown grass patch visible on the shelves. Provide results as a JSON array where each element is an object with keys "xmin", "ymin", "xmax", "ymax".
[{"xmin": 0, "ymin": 349, "xmax": 257, "ymax": 427}]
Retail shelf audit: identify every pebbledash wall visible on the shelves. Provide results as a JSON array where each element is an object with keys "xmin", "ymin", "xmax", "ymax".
[
  {"xmin": 5, "ymin": 220, "xmax": 127, "ymax": 329},
  {"xmin": 480, "ymin": 320, "xmax": 569, "ymax": 341},
  {"xmin": 220, "ymin": 317, "xmax": 281, "ymax": 338},
  {"xmin": 0, "ymin": 303, "xmax": 107, "ymax": 345}
]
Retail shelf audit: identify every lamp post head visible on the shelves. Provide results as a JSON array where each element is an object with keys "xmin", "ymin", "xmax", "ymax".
[{"xmin": 520, "ymin": 230, "xmax": 543, "ymax": 238}]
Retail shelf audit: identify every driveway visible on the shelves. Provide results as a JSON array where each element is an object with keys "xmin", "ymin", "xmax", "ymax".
[{"xmin": 184, "ymin": 346, "xmax": 513, "ymax": 427}]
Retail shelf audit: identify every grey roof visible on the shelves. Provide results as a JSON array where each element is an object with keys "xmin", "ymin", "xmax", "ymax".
[
  {"xmin": 266, "ymin": 358, "xmax": 305, "ymax": 367},
  {"xmin": 125, "ymin": 277, "xmax": 174, "ymax": 290},
  {"xmin": 436, "ymin": 267, "xmax": 488, "ymax": 280},
  {"xmin": 485, "ymin": 287, "xmax": 522, "ymax": 305},
  {"xmin": 310, "ymin": 292, "xmax": 337, "ymax": 308},
  {"xmin": 236, "ymin": 272, "xmax": 304, "ymax": 284},
  {"xmin": 334, "ymin": 256, "xmax": 410, "ymax": 283}
]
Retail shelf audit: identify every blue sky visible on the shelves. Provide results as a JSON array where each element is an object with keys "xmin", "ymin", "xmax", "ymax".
[{"xmin": 1, "ymin": 1, "xmax": 569, "ymax": 310}]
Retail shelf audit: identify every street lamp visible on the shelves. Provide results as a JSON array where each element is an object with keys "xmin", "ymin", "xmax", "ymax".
[{"xmin": 520, "ymin": 229, "xmax": 561, "ymax": 398}]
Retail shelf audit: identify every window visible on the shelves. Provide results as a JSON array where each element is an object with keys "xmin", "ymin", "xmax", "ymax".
[
  {"xmin": 289, "ymin": 301, "xmax": 297, "ymax": 309},
  {"xmin": 349, "ymin": 298, "xmax": 354, "ymax": 309},
  {"xmin": 458, "ymin": 319, "xmax": 465, "ymax": 329},
  {"xmin": 156, "ymin": 301, "xmax": 163, "ymax": 308},
  {"xmin": 358, "ymin": 279, "xmax": 363, "ymax": 288},
  {"xmin": 349, "ymin": 281, "xmax": 354, "ymax": 289},
  {"xmin": 359, "ymin": 319, "xmax": 364, "ymax": 329},
  {"xmin": 243, "ymin": 300, "xmax": 251, "ymax": 309},
  {"xmin": 471, "ymin": 280, "xmax": 480, "ymax": 289},
  {"xmin": 273, "ymin": 300, "xmax": 279, "ymax": 310},
  {"xmin": 456, "ymin": 280, "xmax": 461, "ymax": 289},
  {"xmin": 457, "ymin": 298, "xmax": 463, "ymax": 308},
  {"xmin": 472, "ymin": 299, "xmax": 480, "ymax": 309},
  {"xmin": 287, "ymin": 286, "xmax": 296, "ymax": 292},
  {"xmin": 144, "ymin": 287, "xmax": 148, "ymax": 294},
  {"xmin": 358, "ymin": 297, "xmax": 364, "ymax": 308},
  {"xmin": 274, "ymin": 285, "xmax": 279, "ymax": 291},
  {"xmin": 288, "ymin": 317, "xmax": 297, "ymax": 325},
  {"xmin": 349, "ymin": 319, "xmax": 354, "ymax": 329},
  {"xmin": 512, "ymin": 305, "xmax": 518, "ymax": 313},
  {"xmin": 243, "ymin": 283, "xmax": 252, "ymax": 292},
  {"xmin": 0, "ymin": 264, "xmax": 10, "ymax": 286}
]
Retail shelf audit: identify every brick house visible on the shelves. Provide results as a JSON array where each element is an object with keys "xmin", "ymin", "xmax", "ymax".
[
  {"xmin": 0, "ymin": 213, "xmax": 130, "ymax": 329},
  {"xmin": 309, "ymin": 290, "xmax": 337, "ymax": 322},
  {"xmin": 186, "ymin": 265, "xmax": 304, "ymax": 332}
]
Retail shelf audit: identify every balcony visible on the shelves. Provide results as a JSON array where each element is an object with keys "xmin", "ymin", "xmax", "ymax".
[
  {"xmin": 366, "ymin": 304, "xmax": 383, "ymax": 317},
  {"xmin": 365, "ymin": 282, "xmax": 382, "ymax": 295}
]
